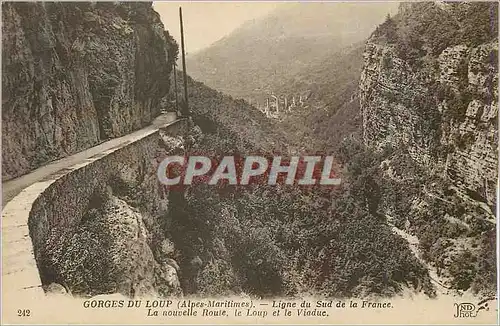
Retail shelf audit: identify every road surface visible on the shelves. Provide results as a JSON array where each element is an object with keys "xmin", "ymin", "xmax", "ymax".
[
  {"xmin": 390, "ymin": 223, "xmax": 451, "ymax": 295},
  {"xmin": 2, "ymin": 112, "xmax": 178, "ymax": 206}
]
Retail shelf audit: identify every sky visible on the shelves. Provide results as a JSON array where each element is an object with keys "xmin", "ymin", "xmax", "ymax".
[{"xmin": 153, "ymin": 1, "xmax": 280, "ymax": 54}]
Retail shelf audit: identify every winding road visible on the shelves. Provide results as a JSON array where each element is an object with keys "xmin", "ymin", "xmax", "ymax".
[
  {"xmin": 390, "ymin": 224, "xmax": 451, "ymax": 295},
  {"xmin": 2, "ymin": 112, "xmax": 178, "ymax": 207}
]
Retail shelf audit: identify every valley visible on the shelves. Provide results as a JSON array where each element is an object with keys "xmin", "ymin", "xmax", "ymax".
[{"xmin": 1, "ymin": 1, "xmax": 497, "ymax": 310}]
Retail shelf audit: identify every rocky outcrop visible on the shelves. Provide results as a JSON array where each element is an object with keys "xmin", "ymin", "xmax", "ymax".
[
  {"xmin": 360, "ymin": 2, "xmax": 498, "ymax": 208},
  {"xmin": 443, "ymin": 43, "xmax": 498, "ymax": 206},
  {"xmin": 2, "ymin": 2, "xmax": 177, "ymax": 181},
  {"xmin": 359, "ymin": 2, "xmax": 497, "ymax": 295}
]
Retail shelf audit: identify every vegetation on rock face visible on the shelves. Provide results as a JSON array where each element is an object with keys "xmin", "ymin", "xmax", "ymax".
[
  {"xmin": 176, "ymin": 73, "xmax": 291, "ymax": 154},
  {"xmin": 276, "ymin": 44, "xmax": 365, "ymax": 154},
  {"xmin": 373, "ymin": 2, "xmax": 498, "ymax": 65},
  {"xmin": 2, "ymin": 2, "xmax": 178, "ymax": 180},
  {"xmin": 361, "ymin": 1, "xmax": 498, "ymax": 297},
  {"xmin": 162, "ymin": 1, "xmax": 498, "ymax": 299},
  {"xmin": 376, "ymin": 144, "xmax": 496, "ymax": 296},
  {"xmin": 163, "ymin": 78, "xmax": 434, "ymax": 298}
]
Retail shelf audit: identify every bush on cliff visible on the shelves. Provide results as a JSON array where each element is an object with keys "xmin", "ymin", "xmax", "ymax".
[{"xmin": 164, "ymin": 122, "xmax": 434, "ymax": 298}]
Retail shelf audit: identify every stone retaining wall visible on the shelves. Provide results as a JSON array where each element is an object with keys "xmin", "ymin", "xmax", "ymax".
[{"xmin": 2, "ymin": 119, "xmax": 187, "ymax": 297}]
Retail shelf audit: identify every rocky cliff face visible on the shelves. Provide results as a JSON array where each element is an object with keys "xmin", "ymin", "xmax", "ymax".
[
  {"xmin": 2, "ymin": 2, "xmax": 177, "ymax": 181},
  {"xmin": 359, "ymin": 2, "xmax": 497, "ymax": 294},
  {"xmin": 360, "ymin": 2, "xmax": 497, "ymax": 208}
]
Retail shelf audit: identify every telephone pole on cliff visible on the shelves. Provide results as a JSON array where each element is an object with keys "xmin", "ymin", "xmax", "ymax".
[
  {"xmin": 179, "ymin": 7, "xmax": 189, "ymax": 116},
  {"xmin": 173, "ymin": 61, "xmax": 179, "ymax": 114}
]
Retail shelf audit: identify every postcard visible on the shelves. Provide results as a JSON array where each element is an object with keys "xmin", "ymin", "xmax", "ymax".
[{"xmin": 2, "ymin": 1, "xmax": 498, "ymax": 324}]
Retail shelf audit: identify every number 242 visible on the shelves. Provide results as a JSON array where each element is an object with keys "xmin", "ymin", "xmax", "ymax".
[{"xmin": 17, "ymin": 309, "xmax": 31, "ymax": 317}]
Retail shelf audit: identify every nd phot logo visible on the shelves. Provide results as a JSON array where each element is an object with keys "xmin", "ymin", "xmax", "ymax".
[
  {"xmin": 454, "ymin": 298, "xmax": 493, "ymax": 318},
  {"xmin": 454, "ymin": 303, "xmax": 477, "ymax": 318}
]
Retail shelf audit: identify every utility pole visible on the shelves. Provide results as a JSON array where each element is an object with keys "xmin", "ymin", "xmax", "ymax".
[
  {"xmin": 179, "ymin": 7, "xmax": 189, "ymax": 115},
  {"xmin": 173, "ymin": 61, "xmax": 179, "ymax": 114}
]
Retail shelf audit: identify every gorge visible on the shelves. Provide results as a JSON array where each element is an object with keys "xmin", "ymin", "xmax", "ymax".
[{"xmin": 2, "ymin": 1, "xmax": 497, "ymax": 304}]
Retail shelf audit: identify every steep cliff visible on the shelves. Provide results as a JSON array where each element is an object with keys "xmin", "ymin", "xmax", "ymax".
[
  {"xmin": 2, "ymin": 2, "xmax": 177, "ymax": 181},
  {"xmin": 359, "ymin": 2, "xmax": 497, "ymax": 295}
]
